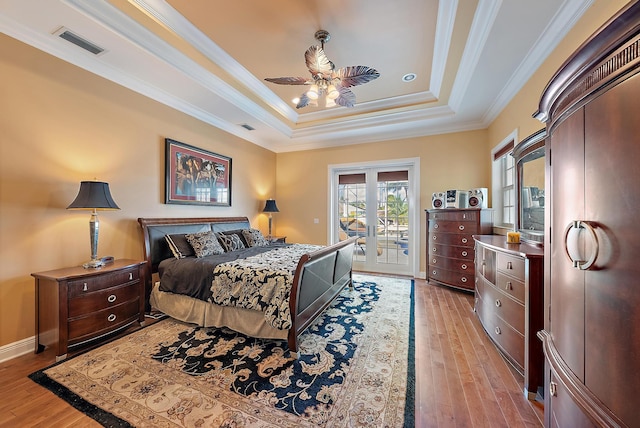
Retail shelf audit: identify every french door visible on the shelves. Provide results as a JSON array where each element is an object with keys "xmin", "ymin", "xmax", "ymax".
[{"xmin": 329, "ymin": 158, "xmax": 419, "ymax": 276}]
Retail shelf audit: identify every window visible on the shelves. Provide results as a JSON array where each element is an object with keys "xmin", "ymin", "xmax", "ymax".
[{"xmin": 492, "ymin": 132, "xmax": 517, "ymax": 228}]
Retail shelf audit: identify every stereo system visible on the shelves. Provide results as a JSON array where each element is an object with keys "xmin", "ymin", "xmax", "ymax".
[{"xmin": 431, "ymin": 187, "xmax": 488, "ymax": 209}]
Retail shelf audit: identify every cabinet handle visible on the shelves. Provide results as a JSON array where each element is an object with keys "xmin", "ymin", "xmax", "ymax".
[
  {"xmin": 463, "ymin": 213, "xmax": 467, "ymax": 219},
  {"xmin": 495, "ymin": 327, "xmax": 501, "ymax": 335},
  {"xmin": 461, "ymin": 277, "xmax": 468, "ymax": 283},
  {"xmin": 459, "ymin": 225, "xmax": 465, "ymax": 231},
  {"xmin": 107, "ymin": 314, "xmax": 117, "ymax": 322},
  {"xmin": 129, "ymin": 273, "xmax": 133, "ymax": 280},
  {"xmin": 462, "ymin": 251, "xmax": 468, "ymax": 257},
  {"xmin": 506, "ymin": 261, "xmax": 513, "ymax": 270},
  {"xmin": 107, "ymin": 294, "xmax": 117, "ymax": 303},
  {"xmin": 83, "ymin": 282, "xmax": 88, "ymax": 292},
  {"xmin": 461, "ymin": 264, "xmax": 467, "ymax": 270},
  {"xmin": 495, "ymin": 299, "xmax": 502, "ymax": 307},
  {"xmin": 461, "ymin": 238, "xmax": 468, "ymax": 244},
  {"xmin": 564, "ymin": 220, "xmax": 599, "ymax": 270},
  {"xmin": 505, "ymin": 282, "xmax": 512, "ymax": 291},
  {"xmin": 550, "ymin": 382, "xmax": 557, "ymax": 397}
]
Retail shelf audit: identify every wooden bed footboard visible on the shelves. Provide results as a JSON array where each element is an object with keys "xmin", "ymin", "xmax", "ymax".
[{"xmin": 137, "ymin": 217, "xmax": 356, "ymax": 356}]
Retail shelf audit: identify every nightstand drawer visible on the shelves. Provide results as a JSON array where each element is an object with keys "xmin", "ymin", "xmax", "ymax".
[
  {"xmin": 68, "ymin": 299, "xmax": 140, "ymax": 343},
  {"xmin": 496, "ymin": 253, "xmax": 525, "ymax": 279},
  {"xmin": 68, "ymin": 283, "xmax": 141, "ymax": 318},
  {"xmin": 68, "ymin": 267, "xmax": 139, "ymax": 297},
  {"xmin": 496, "ymin": 272, "xmax": 525, "ymax": 304}
]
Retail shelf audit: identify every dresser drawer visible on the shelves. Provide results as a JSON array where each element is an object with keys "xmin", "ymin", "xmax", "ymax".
[
  {"xmin": 68, "ymin": 266, "xmax": 140, "ymax": 297},
  {"xmin": 430, "ymin": 232, "xmax": 474, "ymax": 247},
  {"xmin": 430, "ymin": 242, "xmax": 474, "ymax": 260},
  {"xmin": 429, "ymin": 266, "xmax": 474, "ymax": 290},
  {"xmin": 68, "ymin": 283, "xmax": 141, "ymax": 318},
  {"xmin": 496, "ymin": 252, "xmax": 525, "ymax": 279},
  {"xmin": 68, "ymin": 299, "xmax": 140, "ymax": 343},
  {"xmin": 429, "ymin": 220, "xmax": 478, "ymax": 234},
  {"xmin": 429, "ymin": 210, "xmax": 478, "ymax": 222},
  {"xmin": 430, "ymin": 254, "xmax": 474, "ymax": 274},
  {"xmin": 476, "ymin": 291, "xmax": 525, "ymax": 370},
  {"xmin": 479, "ymin": 281, "xmax": 524, "ymax": 334},
  {"xmin": 496, "ymin": 272, "xmax": 525, "ymax": 304}
]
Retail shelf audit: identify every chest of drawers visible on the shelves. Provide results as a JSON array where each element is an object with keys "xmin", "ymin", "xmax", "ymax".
[
  {"xmin": 31, "ymin": 259, "xmax": 146, "ymax": 360},
  {"xmin": 473, "ymin": 236, "xmax": 543, "ymax": 399},
  {"xmin": 426, "ymin": 208, "xmax": 493, "ymax": 291}
]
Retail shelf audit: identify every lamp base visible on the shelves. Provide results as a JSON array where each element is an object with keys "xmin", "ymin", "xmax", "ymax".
[{"xmin": 82, "ymin": 259, "xmax": 105, "ymax": 269}]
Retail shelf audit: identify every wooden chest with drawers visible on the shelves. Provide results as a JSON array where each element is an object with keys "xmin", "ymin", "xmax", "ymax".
[
  {"xmin": 31, "ymin": 259, "xmax": 146, "ymax": 360},
  {"xmin": 426, "ymin": 208, "xmax": 493, "ymax": 291}
]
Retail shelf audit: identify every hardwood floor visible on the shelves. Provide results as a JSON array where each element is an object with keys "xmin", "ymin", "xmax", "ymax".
[{"xmin": 0, "ymin": 279, "xmax": 543, "ymax": 427}]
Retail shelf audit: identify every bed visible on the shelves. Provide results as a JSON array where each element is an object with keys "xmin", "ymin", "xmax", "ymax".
[{"xmin": 138, "ymin": 217, "xmax": 356, "ymax": 356}]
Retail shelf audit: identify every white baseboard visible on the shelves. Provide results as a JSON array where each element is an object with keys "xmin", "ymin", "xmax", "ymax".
[
  {"xmin": 417, "ymin": 271, "xmax": 426, "ymax": 279},
  {"xmin": 0, "ymin": 336, "xmax": 35, "ymax": 364}
]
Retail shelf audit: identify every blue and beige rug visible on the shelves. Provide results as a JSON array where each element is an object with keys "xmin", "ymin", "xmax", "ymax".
[{"xmin": 29, "ymin": 274, "xmax": 415, "ymax": 427}]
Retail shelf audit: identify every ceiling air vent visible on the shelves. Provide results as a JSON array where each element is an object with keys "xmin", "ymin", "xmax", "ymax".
[
  {"xmin": 53, "ymin": 27, "xmax": 105, "ymax": 56},
  {"xmin": 240, "ymin": 124, "xmax": 255, "ymax": 131}
]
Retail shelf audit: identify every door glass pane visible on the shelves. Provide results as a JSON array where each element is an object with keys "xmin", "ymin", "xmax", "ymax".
[
  {"xmin": 338, "ymin": 178, "xmax": 367, "ymax": 263},
  {"xmin": 376, "ymin": 172, "xmax": 409, "ymax": 266}
]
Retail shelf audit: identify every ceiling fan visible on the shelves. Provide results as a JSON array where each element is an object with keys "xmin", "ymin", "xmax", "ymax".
[{"xmin": 265, "ymin": 30, "xmax": 380, "ymax": 109}]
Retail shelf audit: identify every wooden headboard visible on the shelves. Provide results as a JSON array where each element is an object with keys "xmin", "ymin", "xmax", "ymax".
[{"xmin": 137, "ymin": 216, "xmax": 251, "ymax": 310}]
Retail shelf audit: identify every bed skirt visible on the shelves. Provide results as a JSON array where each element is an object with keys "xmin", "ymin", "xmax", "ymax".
[{"xmin": 150, "ymin": 282, "xmax": 288, "ymax": 341}]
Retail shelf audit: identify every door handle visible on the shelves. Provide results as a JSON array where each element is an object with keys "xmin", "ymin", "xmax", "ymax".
[{"xmin": 564, "ymin": 220, "xmax": 599, "ymax": 270}]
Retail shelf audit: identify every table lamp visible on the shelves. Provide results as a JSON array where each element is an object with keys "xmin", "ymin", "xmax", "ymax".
[
  {"xmin": 67, "ymin": 181, "xmax": 120, "ymax": 268},
  {"xmin": 262, "ymin": 199, "xmax": 279, "ymax": 238}
]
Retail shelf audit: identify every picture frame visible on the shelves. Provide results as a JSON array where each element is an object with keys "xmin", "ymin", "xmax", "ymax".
[{"xmin": 165, "ymin": 138, "xmax": 232, "ymax": 206}]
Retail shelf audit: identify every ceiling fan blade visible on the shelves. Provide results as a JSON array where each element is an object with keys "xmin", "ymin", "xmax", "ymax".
[
  {"xmin": 264, "ymin": 77, "xmax": 312, "ymax": 85},
  {"xmin": 296, "ymin": 92, "xmax": 311, "ymax": 109},
  {"xmin": 335, "ymin": 66, "xmax": 380, "ymax": 87},
  {"xmin": 305, "ymin": 46, "xmax": 333, "ymax": 78},
  {"xmin": 335, "ymin": 87, "xmax": 356, "ymax": 108}
]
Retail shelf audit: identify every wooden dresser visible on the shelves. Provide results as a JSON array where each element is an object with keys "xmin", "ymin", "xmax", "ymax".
[
  {"xmin": 426, "ymin": 208, "xmax": 493, "ymax": 291},
  {"xmin": 534, "ymin": 2, "xmax": 640, "ymax": 426},
  {"xmin": 473, "ymin": 235, "xmax": 544, "ymax": 399},
  {"xmin": 31, "ymin": 259, "xmax": 146, "ymax": 361}
]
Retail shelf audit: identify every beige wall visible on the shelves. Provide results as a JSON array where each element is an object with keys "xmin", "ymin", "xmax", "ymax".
[{"xmin": 0, "ymin": 35, "xmax": 276, "ymax": 347}]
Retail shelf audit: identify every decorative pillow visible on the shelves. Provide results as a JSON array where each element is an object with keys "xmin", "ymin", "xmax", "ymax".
[
  {"xmin": 165, "ymin": 234, "xmax": 195, "ymax": 259},
  {"xmin": 217, "ymin": 232, "xmax": 246, "ymax": 252},
  {"xmin": 242, "ymin": 228, "xmax": 269, "ymax": 247},
  {"xmin": 185, "ymin": 231, "xmax": 225, "ymax": 258}
]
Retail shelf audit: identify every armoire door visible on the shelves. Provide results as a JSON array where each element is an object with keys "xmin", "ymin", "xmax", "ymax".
[{"xmin": 582, "ymin": 73, "xmax": 640, "ymax": 423}]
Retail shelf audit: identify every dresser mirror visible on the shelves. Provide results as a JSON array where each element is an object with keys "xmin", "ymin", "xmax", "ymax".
[{"xmin": 513, "ymin": 129, "xmax": 546, "ymax": 244}]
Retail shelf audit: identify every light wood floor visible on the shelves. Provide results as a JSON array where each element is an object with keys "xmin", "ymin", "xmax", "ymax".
[{"xmin": 0, "ymin": 278, "xmax": 543, "ymax": 427}]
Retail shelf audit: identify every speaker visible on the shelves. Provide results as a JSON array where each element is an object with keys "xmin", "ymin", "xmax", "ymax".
[
  {"xmin": 468, "ymin": 188, "xmax": 488, "ymax": 208},
  {"xmin": 432, "ymin": 192, "xmax": 445, "ymax": 209},
  {"xmin": 446, "ymin": 190, "xmax": 468, "ymax": 208}
]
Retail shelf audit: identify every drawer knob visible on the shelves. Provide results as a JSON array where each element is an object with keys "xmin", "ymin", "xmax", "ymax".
[
  {"xmin": 129, "ymin": 273, "xmax": 133, "ymax": 280},
  {"xmin": 432, "ymin": 270, "xmax": 437, "ymax": 275},
  {"xmin": 550, "ymin": 382, "xmax": 557, "ymax": 397},
  {"xmin": 459, "ymin": 225, "xmax": 465, "ymax": 231},
  {"xmin": 433, "ymin": 236, "xmax": 437, "ymax": 241},
  {"xmin": 495, "ymin": 299, "xmax": 502, "ymax": 307},
  {"xmin": 461, "ymin": 264, "xmax": 467, "ymax": 270},
  {"xmin": 461, "ymin": 277, "xmax": 468, "ymax": 283},
  {"xmin": 107, "ymin": 314, "xmax": 117, "ymax": 322},
  {"xmin": 495, "ymin": 326, "xmax": 501, "ymax": 335},
  {"xmin": 107, "ymin": 294, "xmax": 117, "ymax": 303},
  {"xmin": 432, "ymin": 258, "xmax": 437, "ymax": 264},
  {"xmin": 462, "ymin": 251, "xmax": 468, "ymax": 257},
  {"xmin": 505, "ymin": 282, "xmax": 513, "ymax": 291},
  {"xmin": 432, "ymin": 247, "xmax": 437, "ymax": 252},
  {"xmin": 434, "ymin": 224, "xmax": 439, "ymax": 229},
  {"xmin": 83, "ymin": 282, "xmax": 88, "ymax": 292},
  {"xmin": 461, "ymin": 238, "xmax": 468, "ymax": 244}
]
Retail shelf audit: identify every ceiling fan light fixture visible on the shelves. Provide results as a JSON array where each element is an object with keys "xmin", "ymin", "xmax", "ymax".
[
  {"xmin": 327, "ymin": 84, "xmax": 339, "ymax": 99},
  {"xmin": 307, "ymin": 84, "xmax": 319, "ymax": 100}
]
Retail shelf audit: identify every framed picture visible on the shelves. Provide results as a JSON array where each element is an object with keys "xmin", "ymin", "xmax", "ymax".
[{"xmin": 165, "ymin": 138, "xmax": 232, "ymax": 206}]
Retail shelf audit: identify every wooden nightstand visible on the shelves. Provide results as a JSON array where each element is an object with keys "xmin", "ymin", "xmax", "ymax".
[{"xmin": 31, "ymin": 259, "xmax": 146, "ymax": 361}]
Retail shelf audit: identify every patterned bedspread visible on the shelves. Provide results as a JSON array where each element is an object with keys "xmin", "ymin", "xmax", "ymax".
[{"xmin": 209, "ymin": 244, "xmax": 322, "ymax": 330}]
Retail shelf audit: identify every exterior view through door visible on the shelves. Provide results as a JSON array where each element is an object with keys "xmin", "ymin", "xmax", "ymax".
[{"xmin": 335, "ymin": 167, "xmax": 414, "ymax": 276}]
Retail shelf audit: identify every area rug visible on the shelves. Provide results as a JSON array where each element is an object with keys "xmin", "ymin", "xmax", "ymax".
[{"xmin": 29, "ymin": 274, "xmax": 415, "ymax": 427}]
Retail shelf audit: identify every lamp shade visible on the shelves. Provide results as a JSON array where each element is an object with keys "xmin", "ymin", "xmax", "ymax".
[
  {"xmin": 263, "ymin": 199, "xmax": 279, "ymax": 213},
  {"xmin": 67, "ymin": 181, "xmax": 120, "ymax": 210}
]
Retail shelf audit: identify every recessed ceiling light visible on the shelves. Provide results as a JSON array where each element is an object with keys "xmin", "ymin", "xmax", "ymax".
[{"xmin": 402, "ymin": 73, "xmax": 417, "ymax": 82}]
